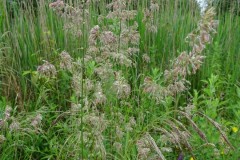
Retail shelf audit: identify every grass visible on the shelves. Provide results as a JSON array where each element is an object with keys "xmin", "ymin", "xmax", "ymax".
[{"xmin": 0, "ymin": 0, "xmax": 240, "ymax": 159}]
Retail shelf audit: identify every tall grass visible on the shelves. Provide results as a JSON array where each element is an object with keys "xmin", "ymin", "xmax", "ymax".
[{"xmin": 0, "ymin": 0, "xmax": 240, "ymax": 159}]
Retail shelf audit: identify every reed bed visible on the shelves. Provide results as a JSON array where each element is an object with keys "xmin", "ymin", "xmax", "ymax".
[{"xmin": 0, "ymin": 0, "xmax": 240, "ymax": 159}]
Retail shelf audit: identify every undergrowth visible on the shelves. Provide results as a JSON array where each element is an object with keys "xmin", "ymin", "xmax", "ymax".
[{"xmin": 0, "ymin": 0, "xmax": 240, "ymax": 159}]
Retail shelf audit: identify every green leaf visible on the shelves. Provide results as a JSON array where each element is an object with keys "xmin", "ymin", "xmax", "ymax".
[
  {"xmin": 236, "ymin": 87, "xmax": 240, "ymax": 98},
  {"xmin": 22, "ymin": 70, "xmax": 32, "ymax": 76}
]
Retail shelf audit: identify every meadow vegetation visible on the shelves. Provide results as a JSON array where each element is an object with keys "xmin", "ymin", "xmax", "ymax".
[{"xmin": 0, "ymin": 0, "xmax": 240, "ymax": 159}]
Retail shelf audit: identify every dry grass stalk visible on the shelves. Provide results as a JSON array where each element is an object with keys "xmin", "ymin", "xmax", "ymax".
[
  {"xmin": 145, "ymin": 133, "xmax": 166, "ymax": 160},
  {"xmin": 197, "ymin": 112, "xmax": 235, "ymax": 150},
  {"xmin": 166, "ymin": 120, "xmax": 192, "ymax": 148},
  {"xmin": 154, "ymin": 127, "xmax": 182, "ymax": 150},
  {"xmin": 178, "ymin": 111, "xmax": 208, "ymax": 143}
]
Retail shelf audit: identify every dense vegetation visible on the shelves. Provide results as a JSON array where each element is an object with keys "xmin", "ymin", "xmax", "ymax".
[{"xmin": 0, "ymin": 0, "xmax": 240, "ymax": 159}]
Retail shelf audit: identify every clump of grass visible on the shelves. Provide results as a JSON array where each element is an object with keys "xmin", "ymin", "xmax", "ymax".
[{"xmin": 0, "ymin": 0, "xmax": 240, "ymax": 159}]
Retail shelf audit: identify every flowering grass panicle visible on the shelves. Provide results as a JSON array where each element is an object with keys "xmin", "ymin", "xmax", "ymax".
[
  {"xmin": 37, "ymin": 60, "xmax": 57, "ymax": 77},
  {"xmin": 113, "ymin": 72, "xmax": 131, "ymax": 99},
  {"xmin": 4, "ymin": 105, "xmax": 12, "ymax": 121},
  {"xmin": 116, "ymin": 125, "xmax": 124, "ymax": 140},
  {"xmin": 107, "ymin": 0, "xmax": 126, "ymax": 11},
  {"xmin": 49, "ymin": 0, "xmax": 64, "ymax": 9},
  {"xmin": 106, "ymin": 0, "xmax": 137, "ymax": 21},
  {"xmin": 113, "ymin": 142, "xmax": 122, "ymax": 152},
  {"xmin": 93, "ymin": 82, "xmax": 107, "ymax": 106},
  {"xmin": 143, "ymin": 7, "xmax": 219, "ymax": 103},
  {"xmin": 0, "ymin": 135, "xmax": 6, "ymax": 144},
  {"xmin": 125, "ymin": 116, "xmax": 136, "ymax": 132},
  {"xmin": 142, "ymin": 54, "xmax": 151, "ymax": 64},
  {"xmin": 71, "ymin": 73, "xmax": 82, "ymax": 97},
  {"xmin": 31, "ymin": 113, "xmax": 42, "ymax": 129},
  {"xmin": 94, "ymin": 63, "xmax": 114, "ymax": 80},
  {"xmin": 82, "ymin": 112, "xmax": 107, "ymax": 159},
  {"xmin": 59, "ymin": 51, "xmax": 73, "ymax": 71},
  {"xmin": 142, "ymin": 0, "xmax": 159, "ymax": 34},
  {"xmin": 137, "ymin": 133, "xmax": 166, "ymax": 160},
  {"xmin": 89, "ymin": 25, "xmax": 100, "ymax": 46},
  {"xmin": 100, "ymin": 31, "xmax": 117, "ymax": 46},
  {"xmin": 142, "ymin": 77, "xmax": 171, "ymax": 103},
  {"xmin": 165, "ymin": 8, "xmax": 218, "ymax": 82},
  {"xmin": 49, "ymin": 1, "xmax": 89, "ymax": 37},
  {"xmin": 0, "ymin": 106, "xmax": 12, "ymax": 129},
  {"xmin": 137, "ymin": 137, "xmax": 151, "ymax": 160},
  {"xmin": 9, "ymin": 120, "xmax": 20, "ymax": 132},
  {"xmin": 120, "ymin": 22, "xmax": 140, "ymax": 47},
  {"xmin": 150, "ymin": 0, "xmax": 160, "ymax": 12},
  {"xmin": 70, "ymin": 103, "xmax": 81, "ymax": 114}
]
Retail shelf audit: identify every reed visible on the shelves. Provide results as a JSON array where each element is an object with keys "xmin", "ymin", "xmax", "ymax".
[{"xmin": 0, "ymin": 0, "xmax": 240, "ymax": 159}]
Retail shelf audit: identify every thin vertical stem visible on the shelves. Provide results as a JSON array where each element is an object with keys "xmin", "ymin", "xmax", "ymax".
[{"xmin": 80, "ymin": 1, "xmax": 86, "ymax": 159}]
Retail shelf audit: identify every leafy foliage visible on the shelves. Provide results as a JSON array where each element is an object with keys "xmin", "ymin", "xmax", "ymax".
[{"xmin": 0, "ymin": 0, "xmax": 240, "ymax": 159}]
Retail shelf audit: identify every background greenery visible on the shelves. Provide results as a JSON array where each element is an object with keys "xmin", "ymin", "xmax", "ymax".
[{"xmin": 0, "ymin": 0, "xmax": 240, "ymax": 159}]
